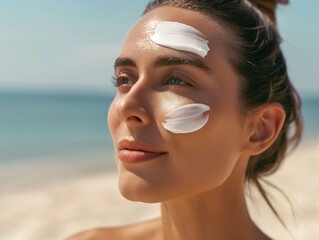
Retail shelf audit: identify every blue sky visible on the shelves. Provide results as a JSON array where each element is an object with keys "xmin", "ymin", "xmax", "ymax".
[{"xmin": 0, "ymin": 0, "xmax": 318, "ymax": 96}]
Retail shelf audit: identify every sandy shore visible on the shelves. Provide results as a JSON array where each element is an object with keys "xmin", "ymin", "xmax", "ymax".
[{"xmin": 1, "ymin": 141, "xmax": 318, "ymax": 240}]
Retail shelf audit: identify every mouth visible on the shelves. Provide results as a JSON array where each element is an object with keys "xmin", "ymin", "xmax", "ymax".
[{"xmin": 118, "ymin": 139, "xmax": 167, "ymax": 164}]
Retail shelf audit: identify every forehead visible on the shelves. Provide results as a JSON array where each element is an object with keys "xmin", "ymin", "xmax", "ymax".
[{"xmin": 120, "ymin": 6, "xmax": 232, "ymax": 59}]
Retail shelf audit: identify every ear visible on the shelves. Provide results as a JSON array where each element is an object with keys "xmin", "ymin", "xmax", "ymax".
[{"xmin": 244, "ymin": 103, "xmax": 286, "ymax": 156}]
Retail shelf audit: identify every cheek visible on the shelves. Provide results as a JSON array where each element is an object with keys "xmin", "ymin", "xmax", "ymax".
[
  {"xmin": 168, "ymin": 110, "xmax": 244, "ymax": 188},
  {"xmin": 175, "ymin": 138, "xmax": 238, "ymax": 185}
]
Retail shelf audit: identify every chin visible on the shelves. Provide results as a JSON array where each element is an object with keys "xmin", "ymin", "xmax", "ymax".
[
  {"xmin": 117, "ymin": 170, "xmax": 165, "ymax": 203},
  {"xmin": 119, "ymin": 190, "xmax": 161, "ymax": 203},
  {"xmin": 118, "ymin": 183, "xmax": 165, "ymax": 203}
]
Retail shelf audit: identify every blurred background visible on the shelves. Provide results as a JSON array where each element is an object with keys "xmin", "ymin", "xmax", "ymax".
[{"xmin": 0, "ymin": 1, "xmax": 318, "ymax": 240}]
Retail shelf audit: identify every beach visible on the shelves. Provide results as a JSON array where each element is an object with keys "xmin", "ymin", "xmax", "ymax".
[
  {"xmin": 0, "ymin": 151, "xmax": 160, "ymax": 240},
  {"xmin": 1, "ymin": 0, "xmax": 319, "ymax": 238},
  {"xmin": 1, "ymin": 141, "xmax": 318, "ymax": 240}
]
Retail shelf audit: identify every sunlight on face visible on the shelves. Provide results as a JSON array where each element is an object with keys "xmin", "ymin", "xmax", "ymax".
[{"xmin": 107, "ymin": 6, "xmax": 247, "ymax": 203}]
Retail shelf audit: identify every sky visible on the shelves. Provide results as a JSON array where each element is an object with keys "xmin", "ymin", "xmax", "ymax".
[{"xmin": 0, "ymin": 0, "xmax": 318, "ymax": 97}]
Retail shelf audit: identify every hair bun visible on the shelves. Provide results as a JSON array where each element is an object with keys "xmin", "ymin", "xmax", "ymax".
[{"xmin": 248, "ymin": 0, "xmax": 289, "ymax": 22}]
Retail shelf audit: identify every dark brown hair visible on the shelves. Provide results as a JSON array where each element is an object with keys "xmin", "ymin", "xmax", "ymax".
[{"xmin": 144, "ymin": 0, "xmax": 302, "ymax": 229}]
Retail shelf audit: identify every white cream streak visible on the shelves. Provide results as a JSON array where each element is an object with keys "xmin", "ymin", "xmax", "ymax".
[
  {"xmin": 162, "ymin": 103, "xmax": 210, "ymax": 134},
  {"xmin": 150, "ymin": 21, "xmax": 210, "ymax": 58}
]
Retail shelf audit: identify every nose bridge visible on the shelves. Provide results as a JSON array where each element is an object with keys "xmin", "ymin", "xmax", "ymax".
[{"xmin": 116, "ymin": 79, "xmax": 151, "ymax": 125}]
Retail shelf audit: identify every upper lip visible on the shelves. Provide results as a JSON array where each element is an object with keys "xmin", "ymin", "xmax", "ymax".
[{"xmin": 118, "ymin": 139, "xmax": 165, "ymax": 153}]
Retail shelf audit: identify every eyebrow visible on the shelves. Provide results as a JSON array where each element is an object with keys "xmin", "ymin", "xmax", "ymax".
[
  {"xmin": 114, "ymin": 55, "xmax": 211, "ymax": 73},
  {"xmin": 114, "ymin": 57, "xmax": 137, "ymax": 68},
  {"xmin": 155, "ymin": 55, "xmax": 211, "ymax": 73}
]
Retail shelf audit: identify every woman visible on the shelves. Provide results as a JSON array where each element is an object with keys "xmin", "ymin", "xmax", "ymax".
[{"xmin": 68, "ymin": 0, "xmax": 302, "ymax": 239}]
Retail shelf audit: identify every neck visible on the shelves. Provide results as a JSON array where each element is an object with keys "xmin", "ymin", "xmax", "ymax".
[{"xmin": 160, "ymin": 161, "xmax": 268, "ymax": 240}]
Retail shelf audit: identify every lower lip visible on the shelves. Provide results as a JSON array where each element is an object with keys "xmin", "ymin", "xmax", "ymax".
[{"xmin": 118, "ymin": 149, "xmax": 166, "ymax": 164}]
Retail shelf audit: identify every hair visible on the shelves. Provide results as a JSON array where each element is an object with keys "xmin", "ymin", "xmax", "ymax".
[{"xmin": 143, "ymin": 0, "xmax": 302, "ymax": 230}]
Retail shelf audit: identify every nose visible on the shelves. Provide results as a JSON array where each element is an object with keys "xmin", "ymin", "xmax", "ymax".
[{"xmin": 115, "ymin": 84, "xmax": 151, "ymax": 127}]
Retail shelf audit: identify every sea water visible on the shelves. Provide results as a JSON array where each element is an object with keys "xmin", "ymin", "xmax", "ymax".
[{"xmin": 0, "ymin": 91, "xmax": 114, "ymax": 164}]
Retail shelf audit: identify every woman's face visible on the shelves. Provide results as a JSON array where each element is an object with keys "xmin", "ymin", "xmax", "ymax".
[{"xmin": 108, "ymin": 6, "xmax": 248, "ymax": 202}]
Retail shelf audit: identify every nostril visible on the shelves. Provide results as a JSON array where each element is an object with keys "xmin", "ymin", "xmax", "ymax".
[{"xmin": 127, "ymin": 116, "xmax": 143, "ymax": 123}]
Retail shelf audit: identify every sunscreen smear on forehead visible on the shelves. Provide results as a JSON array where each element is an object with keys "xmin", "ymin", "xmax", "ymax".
[
  {"xmin": 162, "ymin": 103, "xmax": 210, "ymax": 134},
  {"xmin": 150, "ymin": 21, "xmax": 210, "ymax": 58}
]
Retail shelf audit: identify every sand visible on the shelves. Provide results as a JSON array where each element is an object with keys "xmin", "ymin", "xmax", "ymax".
[{"xmin": 1, "ymin": 141, "xmax": 318, "ymax": 240}]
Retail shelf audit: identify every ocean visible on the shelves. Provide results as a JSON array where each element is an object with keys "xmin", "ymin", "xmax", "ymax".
[
  {"xmin": 0, "ymin": 91, "xmax": 318, "ymax": 166},
  {"xmin": 0, "ymin": 91, "xmax": 114, "ymax": 165}
]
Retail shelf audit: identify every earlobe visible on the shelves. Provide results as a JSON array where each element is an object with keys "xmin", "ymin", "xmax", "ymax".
[{"xmin": 246, "ymin": 103, "xmax": 286, "ymax": 156}]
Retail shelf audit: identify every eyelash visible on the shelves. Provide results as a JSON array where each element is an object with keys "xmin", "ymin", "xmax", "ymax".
[
  {"xmin": 111, "ymin": 73, "xmax": 191, "ymax": 88},
  {"xmin": 111, "ymin": 74, "xmax": 133, "ymax": 87}
]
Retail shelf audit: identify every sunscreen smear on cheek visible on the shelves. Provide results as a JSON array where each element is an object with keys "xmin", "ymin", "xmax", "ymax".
[
  {"xmin": 162, "ymin": 103, "xmax": 211, "ymax": 134},
  {"xmin": 150, "ymin": 21, "xmax": 210, "ymax": 58}
]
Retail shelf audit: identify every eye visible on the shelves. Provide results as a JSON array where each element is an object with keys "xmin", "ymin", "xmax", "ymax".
[
  {"xmin": 164, "ymin": 73, "xmax": 192, "ymax": 86},
  {"xmin": 112, "ymin": 74, "xmax": 135, "ymax": 87}
]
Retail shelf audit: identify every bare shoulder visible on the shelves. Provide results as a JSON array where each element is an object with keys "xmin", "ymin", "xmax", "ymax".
[{"xmin": 65, "ymin": 218, "xmax": 162, "ymax": 240}]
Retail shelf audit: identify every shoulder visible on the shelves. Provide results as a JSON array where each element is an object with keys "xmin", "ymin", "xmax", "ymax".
[{"xmin": 65, "ymin": 218, "xmax": 162, "ymax": 240}]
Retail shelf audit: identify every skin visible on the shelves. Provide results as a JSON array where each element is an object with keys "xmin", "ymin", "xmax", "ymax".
[{"xmin": 67, "ymin": 6, "xmax": 285, "ymax": 240}]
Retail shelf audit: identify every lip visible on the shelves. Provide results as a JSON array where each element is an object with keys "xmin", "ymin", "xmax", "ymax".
[{"xmin": 118, "ymin": 139, "xmax": 166, "ymax": 164}]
